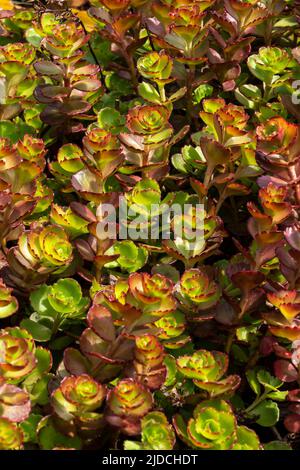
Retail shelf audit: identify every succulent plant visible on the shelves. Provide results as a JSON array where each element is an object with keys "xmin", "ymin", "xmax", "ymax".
[
  {"xmin": 104, "ymin": 240, "xmax": 148, "ymax": 273},
  {"xmin": 132, "ymin": 334, "xmax": 166, "ymax": 390},
  {"xmin": 31, "ymin": 278, "xmax": 89, "ymax": 319},
  {"xmin": 0, "ymin": 417, "xmax": 23, "ymax": 449},
  {"xmin": 124, "ymin": 411, "xmax": 175, "ymax": 450},
  {"xmin": 248, "ymin": 47, "xmax": 295, "ymax": 85},
  {"xmin": 176, "ymin": 350, "xmax": 241, "ymax": 397},
  {"xmin": 178, "ymin": 268, "xmax": 220, "ymax": 310},
  {"xmin": 137, "ymin": 51, "xmax": 173, "ymax": 84},
  {"xmin": 95, "ymin": 272, "xmax": 177, "ymax": 327},
  {"xmin": 0, "ymin": 377, "xmax": 31, "ymax": 423},
  {"xmin": 0, "ymin": 278, "xmax": 18, "ymax": 319},
  {"xmin": 51, "ymin": 374, "xmax": 106, "ymax": 433},
  {"xmin": 124, "ymin": 105, "xmax": 173, "ymax": 148},
  {"xmin": 106, "ymin": 379, "xmax": 153, "ymax": 435},
  {"xmin": 23, "ymin": 278, "xmax": 90, "ymax": 341},
  {"xmin": 0, "ymin": 328, "xmax": 37, "ymax": 382},
  {"xmin": 4, "ymin": 225, "xmax": 73, "ymax": 289},
  {"xmin": 174, "ymin": 399, "xmax": 260, "ymax": 450}
]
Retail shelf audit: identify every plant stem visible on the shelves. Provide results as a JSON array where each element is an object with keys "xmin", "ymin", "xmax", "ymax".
[
  {"xmin": 158, "ymin": 83, "xmax": 166, "ymax": 103},
  {"xmin": 225, "ymin": 329, "xmax": 236, "ymax": 354},
  {"xmin": 245, "ymin": 391, "xmax": 269, "ymax": 413},
  {"xmin": 52, "ymin": 313, "xmax": 61, "ymax": 336},
  {"xmin": 186, "ymin": 64, "xmax": 196, "ymax": 124},
  {"xmin": 271, "ymin": 425, "xmax": 282, "ymax": 441},
  {"xmin": 122, "ymin": 47, "xmax": 138, "ymax": 91},
  {"xmin": 78, "ymin": 18, "xmax": 106, "ymax": 89},
  {"xmin": 215, "ymin": 187, "xmax": 228, "ymax": 214},
  {"xmin": 288, "ymin": 165, "xmax": 300, "ymax": 205}
]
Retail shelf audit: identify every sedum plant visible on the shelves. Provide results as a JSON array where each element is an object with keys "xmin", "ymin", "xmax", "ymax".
[
  {"xmin": 0, "ymin": 278, "xmax": 18, "ymax": 319},
  {"xmin": 51, "ymin": 374, "xmax": 106, "ymax": 436},
  {"xmin": 124, "ymin": 411, "xmax": 175, "ymax": 450},
  {"xmin": 21, "ymin": 278, "xmax": 90, "ymax": 341},
  {"xmin": 176, "ymin": 350, "xmax": 241, "ymax": 397},
  {"xmin": 0, "ymin": 417, "xmax": 23, "ymax": 450},
  {"xmin": 0, "ymin": 327, "xmax": 37, "ymax": 382},
  {"xmin": 173, "ymin": 399, "xmax": 261, "ymax": 450},
  {"xmin": 106, "ymin": 379, "xmax": 153, "ymax": 435}
]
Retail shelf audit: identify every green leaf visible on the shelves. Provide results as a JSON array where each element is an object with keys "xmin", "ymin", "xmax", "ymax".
[
  {"xmin": 257, "ymin": 370, "xmax": 283, "ymax": 391},
  {"xmin": 20, "ymin": 414, "xmax": 43, "ymax": 443},
  {"xmin": 246, "ymin": 369, "xmax": 261, "ymax": 396},
  {"xmin": 239, "ymin": 84, "xmax": 262, "ymax": 100},
  {"xmin": 264, "ymin": 441, "xmax": 292, "ymax": 450},
  {"xmin": 249, "ymin": 400, "xmax": 280, "ymax": 427},
  {"xmin": 28, "ymin": 375, "xmax": 51, "ymax": 405},
  {"xmin": 113, "ymin": 240, "xmax": 148, "ymax": 273},
  {"xmin": 193, "ymin": 84, "xmax": 213, "ymax": 104},
  {"xmin": 267, "ymin": 391, "xmax": 288, "ymax": 401},
  {"xmin": 97, "ymin": 107, "xmax": 125, "ymax": 133},
  {"xmin": 164, "ymin": 355, "xmax": 177, "ymax": 387},
  {"xmin": 168, "ymin": 86, "xmax": 187, "ymax": 103},
  {"xmin": 236, "ymin": 324, "xmax": 260, "ymax": 343},
  {"xmin": 138, "ymin": 82, "xmax": 161, "ymax": 104},
  {"xmin": 0, "ymin": 120, "xmax": 35, "ymax": 143},
  {"xmin": 233, "ymin": 426, "xmax": 261, "ymax": 450},
  {"xmin": 30, "ymin": 285, "xmax": 52, "ymax": 315},
  {"xmin": 234, "ymin": 88, "xmax": 256, "ymax": 109},
  {"xmin": 38, "ymin": 416, "xmax": 82, "ymax": 450},
  {"xmin": 124, "ymin": 441, "xmax": 144, "ymax": 450},
  {"xmin": 20, "ymin": 319, "xmax": 52, "ymax": 342},
  {"xmin": 25, "ymin": 28, "xmax": 43, "ymax": 47}
]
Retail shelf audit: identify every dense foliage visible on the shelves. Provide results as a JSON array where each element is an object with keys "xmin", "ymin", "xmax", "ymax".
[{"xmin": 0, "ymin": 0, "xmax": 300, "ymax": 450}]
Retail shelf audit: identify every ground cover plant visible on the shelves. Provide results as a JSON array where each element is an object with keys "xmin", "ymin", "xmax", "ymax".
[{"xmin": 1, "ymin": 0, "xmax": 300, "ymax": 451}]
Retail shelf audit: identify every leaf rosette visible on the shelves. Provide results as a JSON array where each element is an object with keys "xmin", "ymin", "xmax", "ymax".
[
  {"xmin": 267, "ymin": 290, "xmax": 300, "ymax": 322},
  {"xmin": 0, "ymin": 377, "xmax": 31, "ymax": 423},
  {"xmin": 258, "ymin": 184, "xmax": 292, "ymax": 225},
  {"xmin": 104, "ymin": 240, "xmax": 148, "ymax": 273},
  {"xmin": 0, "ymin": 42, "xmax": 35, "ymax": 65},
  {"xmin": 248, "ymin": 47, "xmax": 295, "ymax": 85},
  {"xmin": 137, "ymin": 51, "xmax": 173, "ymax": 84},
  {"xmin": 200, "ymin": 99, "xmax": 249, "ymax": 137},
  {"xmin": 262, "ymin": 303, "xmax": 300, "ymax": 340},
  {"xmin": 106, "ymin": 379, "xmax": 153, "ymax": 435},
  {"xmin": 179, "ymin": 268, "xmax": 220, "ymax": 310},
  {"xmin": 124, "ymin": 411, "xmax": 175, "ymax": 450},
  {"xmin": 6, "ymin": 225, "xmax": 73, "ymax": 288},
  {"xmin": 125, "ymin": 105, "xmax": 173, "ymax": 147},
  {"xmin": 0, "ymin": 278, "xmax": 18, "ymax": 319},
  {"xmin": 47, "ymin": 279, "xmax": 89, "ymax": 317},
  {"xmin": 0, "ymin": 417, "xmax": 23, "ymax": 449},
  {"xmin": 133, "ymin": 334, "xmax": 166, "ymax": 390},
  {"xmin": 96, "ymin": 272, "xmax": 177, "ymax": 326},
  {"xmin": 50, "ymin": 204, "xmax": 89, "ymax": 239},
  {"xmin": 24, "ymin": 278, "xmax": 89, "ymax": 341},
  {"xmin": 155, "ymin": 310, "xmax": 189, "ymax": 349},
  {"xmin": 82, "ymin": 127, "xmax": 123, "ymax": 180},
  {"xmin": 64, "ymin": 304, "xmax": 134, "ymax": 383},
  {"xmin": 42, "ymin": 21, "xmax": 89, "ymax": 59},
  {"xmin": 174, "ymin": 397, "xmax": 260, "ymax": 450},
  {"xmin": 176, "ymin": 350, "xmax": 240, "ymax": 397},
  {"xmin": 51, "ymin": 374, "xmax": 106, "ymax": 423},
  {"xmin": 15, "ymin": 135, "xmax": 47, "ymax": 169},
  {"xmin": 0, "ymin": 327, "xmax": 36, "ymax": 382},
  {"xmin": 256, "ymin": 117, "xmax": 298, "ymax": 155},
  {"xmin": 50, "ymin": 144, "xmax": 84, "ymax": 183},
  {"xmin": 174, "ymin": 399, "xmax": 236, "ymax": 449}
]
